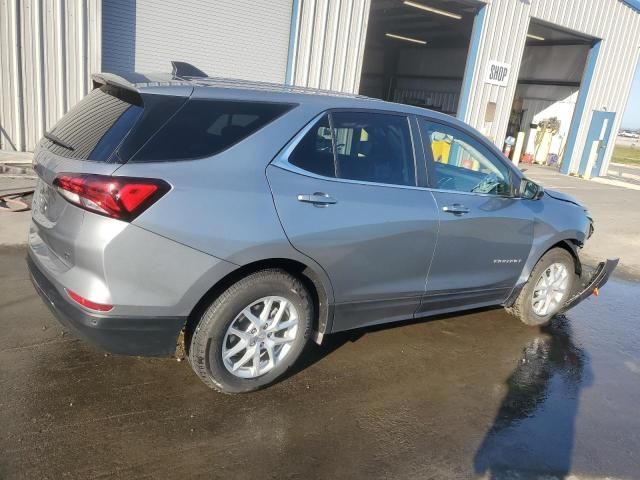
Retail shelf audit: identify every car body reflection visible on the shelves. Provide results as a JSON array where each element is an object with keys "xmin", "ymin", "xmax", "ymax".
[{"xmin": 474, "ymin": 317, "xmax": 593, "ymax": 479}]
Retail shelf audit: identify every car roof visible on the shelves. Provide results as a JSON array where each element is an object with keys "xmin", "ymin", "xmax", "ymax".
[
  {"xmin": 92, "ymin": 67, "xmax": 521, "ymax": 180},
  {"xmin": 92, "ymin": 70, "xmax": 462, "ymax": 127}
]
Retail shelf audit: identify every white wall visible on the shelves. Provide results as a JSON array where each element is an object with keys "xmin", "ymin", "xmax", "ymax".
[
  {"xmin": 0, "ymin": 0, "xmax": 101, "ymax": 152},
  {"xmin": 519, "ymin": 91, "xmax": 579, "ymax": 157},
  {"xmin": 103, "ymin": 0, "xmax": 293, "ymax": 83},
  {"xmin": 518, "ymin": 87, "xmax": 579, "ymax": 136},
  {"xmin": 292, "ymin": 0, "xmax": 371, "ymax": 92}
]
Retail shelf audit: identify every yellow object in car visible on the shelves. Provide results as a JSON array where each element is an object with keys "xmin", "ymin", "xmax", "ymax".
[{"xmin": 431, "ymin": 140, "xmax": 451, "ymax": 164}]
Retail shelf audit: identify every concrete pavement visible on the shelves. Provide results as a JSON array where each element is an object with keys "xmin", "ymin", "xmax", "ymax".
[
  {"xmin": 0, "ymin": 174, "xmax": 34, "ymax": 246},
  {"xmin": 606, "ymin": 163, "xmax": 640, "ymax": 187},
  {"xmin": 1, "ymin": 245, "xmax": 639, "ymax": 479},
  {"xmin": 0, "ymin": 151, "xmax": 34, "ymax": 176}
]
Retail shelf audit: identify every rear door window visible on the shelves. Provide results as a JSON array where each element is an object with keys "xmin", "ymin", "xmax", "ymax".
[
  {"xmin": 331, "ymin": 112, "xmax": 416, "ymax": 187},
  {"xmin": 288, "ymin": 114, "xmax": 337, "ymax": 178},
  {"xmin": 131, "ymin": 100, "xmax": 294, "ymax": 162},
  {"xmin": 42, "ymin": 85, "xmax": 143, "ymax": 161},
  {"xmin": 287, "ymin": 111, "xmax": 416, "ymax": 187}
]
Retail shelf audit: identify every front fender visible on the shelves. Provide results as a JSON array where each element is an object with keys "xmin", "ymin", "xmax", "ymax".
[
  {"xmin": 519, "ymin": 195, "xmax": 590, "ymax": 282},
  {"xmin": 520, "ymin": 234, "xmax": 584, "ymax": 284},
  {"xmin": 504, "ymin": 236, "xmax": 582, "ymax": 307}
]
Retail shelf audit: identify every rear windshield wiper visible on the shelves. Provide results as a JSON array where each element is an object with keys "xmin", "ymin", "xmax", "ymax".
[{"xmin": 44, "ymin": 131, "xmax": 75, "ymax": 151}]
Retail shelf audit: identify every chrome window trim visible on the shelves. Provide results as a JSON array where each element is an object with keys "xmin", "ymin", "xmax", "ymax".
[
  {"xmin": 273, "ymin": 110, "xmax": 523, "ymax": 199},
  {"xmin": 274, "ymin": 110, "xmax": 421, "ymax": 190},
  {"xmin": 274, "ymin": 151, "xmax": 521, "ymax": 198},
  {"xmin": 272, "ymin": 158, "xmax": 428, "ymax": 192}
]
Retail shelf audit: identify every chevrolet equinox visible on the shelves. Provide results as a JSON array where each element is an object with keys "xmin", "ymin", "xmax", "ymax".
[{"xmin": 28, "ymin": 63, "xmax": 617, "ymax": 393}]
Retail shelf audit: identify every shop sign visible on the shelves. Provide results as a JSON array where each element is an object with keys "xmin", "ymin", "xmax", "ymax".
[{"xmin": 485, "ymin": 60, "xmax": 510, "ymax": 87}]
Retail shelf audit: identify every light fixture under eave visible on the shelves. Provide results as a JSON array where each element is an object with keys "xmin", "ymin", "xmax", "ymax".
[
  {"xmin": 527, "ymin": 33, "xmax": 546, "ymax": 41},
  {"xmin": 385, "ymin": 33, "xmax": 427, "ymax": 45},
  {"xmin": 403, "ymin": 0, "xmax": 462, "ymax": 20}
]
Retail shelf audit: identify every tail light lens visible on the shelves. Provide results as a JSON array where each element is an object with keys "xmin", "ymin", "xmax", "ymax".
[
  {"xmin": 66, "ymin": 289, "xmax": 113, "ymax": 312},
  {"xmin": 53, "ymin": 174, "xmax": 170, "ymax": 221}
]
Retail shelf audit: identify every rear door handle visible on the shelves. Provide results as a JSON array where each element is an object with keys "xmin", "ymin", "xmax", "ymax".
[
  {"xmin": 297, "ymin": 192, "xmax": 337, "ymax": 207},
  {"xmin": 442, "ymin": 204, "xmax": 470, "ymax": 215}
]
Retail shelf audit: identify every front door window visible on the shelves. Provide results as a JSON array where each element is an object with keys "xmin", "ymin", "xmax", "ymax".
[{"xmin": 420, "ymin": 120, "xmax": 512, "ymax": 196}]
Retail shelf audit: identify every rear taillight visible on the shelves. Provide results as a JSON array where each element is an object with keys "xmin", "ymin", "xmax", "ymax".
[{"xmin": 53, "ymin": 173, "xmax": 170, "ymax": 221}]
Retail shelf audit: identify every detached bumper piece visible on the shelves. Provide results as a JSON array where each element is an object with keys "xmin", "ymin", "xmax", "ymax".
[
  {"xmin": 558, "ymin": 258, "xmax": 619, "ymax": 314},
  {"xmin": 27, "ymin": 254, "xmax": 186, "ymax": 357}
]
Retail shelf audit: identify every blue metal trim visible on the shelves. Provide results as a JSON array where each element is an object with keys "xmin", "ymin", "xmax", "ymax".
[
  {"xmin": 622, "ymin": 0, "xmax": 640, "ymax": 12},
  {"xmin": 591, "ymin": 111, "xmax": 616, "ymax": 177},
  {"xmin": 578, "ymin": 111, "xmax": 616, "ymax": 177},
  {"xmin": 457, "ymin": 4, "xmax": 486, "ymax": 121},
  {"xmin": 560, "ymin": 40, "xmax": 601, "ymax": 174},
  {"xmin": 285, "ymin": 0, "xmax": 301, "ymax": 86}
]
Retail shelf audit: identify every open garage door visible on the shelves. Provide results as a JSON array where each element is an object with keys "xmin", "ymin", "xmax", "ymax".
[
  {"xmin": 360, "ymin": 0, "xmax": 480, "ymax": 115},
  {"xmin": 505, "ymin": 21, "xmax": 593, "ymax": 170}
]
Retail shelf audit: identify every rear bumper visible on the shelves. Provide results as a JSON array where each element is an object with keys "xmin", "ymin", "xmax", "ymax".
[
  {"xmin": 558, "ymin": 258, "xmax": 619, "ymax": 314},
  {"xmin": 28, "ymin": 253, "xmax": 186, "ymax": 357}
]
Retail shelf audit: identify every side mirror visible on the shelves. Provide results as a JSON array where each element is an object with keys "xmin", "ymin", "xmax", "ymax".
[{"xmin": 520, "ymin": 179, "xmax": 544, "ymax": 200}]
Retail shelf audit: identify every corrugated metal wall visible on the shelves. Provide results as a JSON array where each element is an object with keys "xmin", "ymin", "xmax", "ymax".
[
  {"xmin": 463, "ymin": 0, "xmax": 640, "ymax": 174},
  {"xmin": 292, "ymin": 0, "xmax": 371, "ymax": 93},
  {"xmin": 293, "ymin": 0, "xmax": 639, "ymax": 175},
  {"xmin": 0, "ymin": 0, "xmax": 101, "ymax": 152},
  {"xmin": 102, "ymin": 0, "xmax": 293, "ymax": 83}
]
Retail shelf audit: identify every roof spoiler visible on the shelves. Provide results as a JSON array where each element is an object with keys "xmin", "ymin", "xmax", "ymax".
[
  {"xmin": 171, "ymin": 61, "xmax": 208, "ymax": 78},
  {"xmin": 91, "ymin": 73, "xmax": 145, "ymax": 106},
  {"xmin": 91, "ymin": 72, "xmax": 139, "ymax": 92}
]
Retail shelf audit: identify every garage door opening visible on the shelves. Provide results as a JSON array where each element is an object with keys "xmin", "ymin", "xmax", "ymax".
[
  {"xmin": 360, "ymin": 0, "xmax": 480, "ymax": 115},
  {"xmin": 505, "ymin": 20, "xmax": 593, "ymax": 169}
]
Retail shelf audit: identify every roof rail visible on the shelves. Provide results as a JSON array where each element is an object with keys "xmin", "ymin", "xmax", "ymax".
[{"xmin": 171, "ymin": 61, "xmax": 208, "ymax": 78}]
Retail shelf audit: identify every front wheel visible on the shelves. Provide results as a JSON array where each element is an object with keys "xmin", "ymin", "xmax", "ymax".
[
  {"xmin": 506, "ymin": 248, "xmax": 577, "ymax": 326},
  {"xmin": 188, "ymin": 269, "xmax": 313, "ymax": 394}
]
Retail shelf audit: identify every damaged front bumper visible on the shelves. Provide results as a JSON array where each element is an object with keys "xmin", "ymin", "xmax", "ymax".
[{"xmin": 558, "ymin": 258, "xmax": 619, "ymax": 314}]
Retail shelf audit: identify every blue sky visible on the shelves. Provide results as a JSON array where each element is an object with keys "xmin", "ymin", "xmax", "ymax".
[{"xmin": 622, "ymin": 62, "xmax": 640, "ymax": 129}]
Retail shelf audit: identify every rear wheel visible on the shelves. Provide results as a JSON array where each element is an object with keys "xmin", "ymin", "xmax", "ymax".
[
  {"xmin": 188, "ymin": 269, "xmax": 312, "ymax": 394},
  {"xmin": 506, "ymin": 248, "xmax": 577, "ymax": 326}
]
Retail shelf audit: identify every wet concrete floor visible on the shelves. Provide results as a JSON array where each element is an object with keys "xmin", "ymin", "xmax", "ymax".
[{"xmin": 1, "ymin": 246, "xmax": 639, "ymax": 479}]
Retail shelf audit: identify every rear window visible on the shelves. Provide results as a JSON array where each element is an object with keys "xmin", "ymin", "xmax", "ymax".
[
  {"xmin": 130, "ymin": 100, "xmax": 294, "ymax": 162},
  {"xmin": 43, "ymin": 85, "xmax": 143, "ymax": 161}
]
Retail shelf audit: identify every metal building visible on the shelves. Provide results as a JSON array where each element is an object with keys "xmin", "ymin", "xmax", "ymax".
[
  {"xmin": 1, "ymin": 0, "xmax": 639, "ymax": 178},
  {"xmin": 292, "ymin": 0, "xmax": 640, "ymax": 177},
  {"xmin": 0, "ymin": 0, "xmax": 101, "ymax": 152}
]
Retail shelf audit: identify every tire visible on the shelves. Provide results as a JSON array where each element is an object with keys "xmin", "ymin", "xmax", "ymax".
[
  {"xmin": 506, "ymin": 248, "xmax": 577, "ymax": 326},
  {"xmin": 188, "ymin": 269, "xmax": 313, "ymax": 394}
]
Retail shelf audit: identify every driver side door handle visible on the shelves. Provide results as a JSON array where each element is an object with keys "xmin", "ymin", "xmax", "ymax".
[
  {"xmin": 297, "ymin": 192, "xmax": 337, "ymax": 207},
  {"xmin": 442, "ymin": 204, "xmax": 470, "ymax": 216}
]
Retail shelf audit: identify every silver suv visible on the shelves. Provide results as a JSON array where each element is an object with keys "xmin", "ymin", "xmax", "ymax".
[{"xmin": 28, "ymin": 64, "xmax": 616, "ymax": 393}]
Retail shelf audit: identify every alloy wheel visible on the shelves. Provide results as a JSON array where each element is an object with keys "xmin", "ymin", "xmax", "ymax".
[
  {"xmin": 531, "ymin": 262, "xmax": 570, "ymax": 316},
  {"xmin": 221, "ymin": 296, "xmax": 299, "ymax": 379}
]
